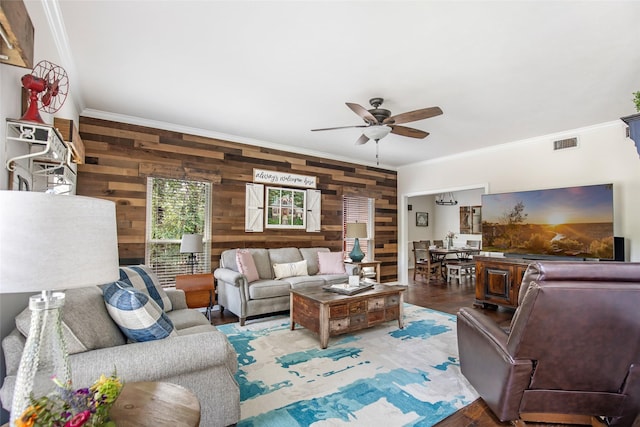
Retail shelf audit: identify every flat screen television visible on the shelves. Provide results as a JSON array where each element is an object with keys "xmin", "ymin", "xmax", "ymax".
[{"xmin": 481, "ymin": 183, "xmax": 615, "ymax": 260}]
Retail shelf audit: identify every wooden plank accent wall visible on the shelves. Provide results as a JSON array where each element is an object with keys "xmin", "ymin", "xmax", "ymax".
[{"xmin": 76, "ymin": 117, "xmax": 398, "ymax": 281}]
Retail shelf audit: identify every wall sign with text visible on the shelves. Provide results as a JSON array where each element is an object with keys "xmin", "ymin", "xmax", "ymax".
[{"xmin": 253, "ymin": 169, "xmax": 317, "ymax": 189}]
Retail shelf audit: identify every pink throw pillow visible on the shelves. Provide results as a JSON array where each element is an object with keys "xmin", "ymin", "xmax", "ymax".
[
  {"xmin": 236, "ymin": 249, "xmax": 259, "ymax": 283},
  {"xmin": 318, "ymin": 251, "xmax": 346, "ymax": 275}
]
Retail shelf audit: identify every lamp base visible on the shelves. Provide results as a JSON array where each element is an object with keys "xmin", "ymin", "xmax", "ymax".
[
  {"xmin": 349, "ymin": 238, "xmax": 365, "ymax": 263},
  {"xmin": 10, "ymin": 291, "xmax": 71, "ymax": 426}
]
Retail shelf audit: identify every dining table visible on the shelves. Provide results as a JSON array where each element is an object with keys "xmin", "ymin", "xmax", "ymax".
[
  {"xmin": 428, "ymin": 246, "xmax": 481, "ymax": 278},
  {"xmin": 429, "ymin": 246, "xmax": 480, "ymax": 259}
]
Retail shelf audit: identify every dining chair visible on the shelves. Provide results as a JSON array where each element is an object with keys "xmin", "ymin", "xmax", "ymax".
[
  {"xmin": 428, "ymin": 247, "xmax": 445, "ymax": 279},
  {"xmin": 412, "ymin": 241, "xmax": 430, "ymax": 281},
  {"xmin": 433, "ymin": 239, "xmax": 444, "ymax": 248}
]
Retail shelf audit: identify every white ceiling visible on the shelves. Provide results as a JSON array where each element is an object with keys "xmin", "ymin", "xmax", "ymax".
[{"xmin": 35, "ymin": 1, "xmax": 640, "ymax": 168}]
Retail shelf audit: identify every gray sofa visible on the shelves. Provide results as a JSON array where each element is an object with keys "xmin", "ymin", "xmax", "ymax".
[
  {"xmin": 215, "ymin": 247, "xmax": 354, "ymax": 325},
  {"xmin": 0, "ymin": 285, "xmax": 240, "ymax": 427}
]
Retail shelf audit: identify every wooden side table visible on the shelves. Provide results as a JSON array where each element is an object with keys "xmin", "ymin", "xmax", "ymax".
[
  {"xmin": 344, "ymin": 260, "xmax": 381, "ymax": 283},
  {"xmin": 175, "ymin": 273, "xmax": 215, "ymax": 320},
  {"xmin": 110, "ymin": 381, "xmax": 200, "ymax": 426}
]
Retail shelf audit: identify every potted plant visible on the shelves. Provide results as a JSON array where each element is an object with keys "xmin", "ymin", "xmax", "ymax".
[{"xmin": 621, "ymin": 91, "xmax": 640, "ymax": 156}]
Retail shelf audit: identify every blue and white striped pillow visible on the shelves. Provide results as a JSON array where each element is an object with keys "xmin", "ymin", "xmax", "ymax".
[
  {"xmin": 103, "ymin": 281, "xmax": 177, "ymax": 342},
  {"xmin": 119, "ymin": 265, "xmax": 172, "ymax": 312}
]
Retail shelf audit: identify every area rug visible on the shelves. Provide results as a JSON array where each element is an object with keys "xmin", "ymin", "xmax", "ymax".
[{"xmin": 217, "ymin": 303, "xmax": 479, "ymax": 426}]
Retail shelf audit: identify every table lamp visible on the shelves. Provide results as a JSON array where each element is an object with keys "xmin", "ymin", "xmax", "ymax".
[
  {"xmin": 346, "ymin": 222, "xmax": 367, "ymax": 262},
  {"xmin": 0, "ymin": 191, "xmax": 119, "ymax": 426},
  {"xmin": 180, "ymin": 233, "xmax": 203, "ymax": 274}
]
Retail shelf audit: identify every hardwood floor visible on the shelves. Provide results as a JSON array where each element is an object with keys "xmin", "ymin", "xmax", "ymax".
[{"xmin": 209, "ymin": 271, "xmax": 576, "ymax": 427}]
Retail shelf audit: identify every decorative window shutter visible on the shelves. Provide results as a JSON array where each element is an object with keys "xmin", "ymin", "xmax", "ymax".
[
  {"xmin": 245, "ymin": 183, "xmax": 264, "ymax": 232},
  {"xmin": 306, "ymin": 189, "xmax": 321, "ymax": 232}
]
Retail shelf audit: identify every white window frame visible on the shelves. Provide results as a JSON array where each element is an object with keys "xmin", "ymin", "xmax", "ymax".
[
  {"xmin": 245, "ymin": 184, "xmax": 321, "ymax": 232},
  {"xmin": 343, "ymin": 196, "xmax": 375, "ymax": 260},
  {"xmin": 145, "ymin": 177, "xmax": 212, "ymax": 287}
]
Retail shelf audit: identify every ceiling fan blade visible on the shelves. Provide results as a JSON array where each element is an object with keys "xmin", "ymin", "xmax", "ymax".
[
  {"xmin": 311, "ymin": 125, "xmax": 368, "ymax": 132},
  {"xmin": 384, "ymin": 106, "xmax": 443, "ymax": 125},
  {"xmin": 355, "ymin": 134, "xmax": 370, "ymax": 145},
  {"xmin": 346, "ymin": 102, "xmax": 379, "ymax": 125},
  {"xmin": 390, "ymin": 125, "xmax": 429, "ymax": 139}
]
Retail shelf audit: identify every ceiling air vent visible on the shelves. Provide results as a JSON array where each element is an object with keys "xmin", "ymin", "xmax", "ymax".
[{"xmin": 553, "ymin": 137, "xmax": 578, "ymax": 151}]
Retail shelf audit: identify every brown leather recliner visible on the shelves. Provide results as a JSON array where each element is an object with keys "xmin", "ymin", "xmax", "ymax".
[{"xmin": 457, "ymin": 261, "xmax": 640, "ymax": 426}]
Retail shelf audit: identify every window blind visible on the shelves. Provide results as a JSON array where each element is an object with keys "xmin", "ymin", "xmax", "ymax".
[
  {"xmin": 145, "ymin": 177, "xmax": 212, "ymax": 287},
  {"xmin": 343, "ymin": 196, "xmax": 374, "ymax": 259}
]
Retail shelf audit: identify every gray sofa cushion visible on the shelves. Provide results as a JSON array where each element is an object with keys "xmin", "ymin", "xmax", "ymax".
[
  {"xmin": 299, "ymin": 247, "xmax": 330, "ymax": 275},
  {"xmin": 248, "ymin": 279, "xmax": 291, "ymax": 299},
  {"xmin": 176, "ymin": 324, "xmax": 218, "ymax": 336},
  {"xmin": 286, "ymin": 276, "xmax": 326, "ymax": 288},
  {"xmin": 249, "ymin": 249, "xmax": 273, "ymax": 280},
  {"xmin": 268, "ymin": 248, "xmax": 303, "ymax": 276},
  {"xmin": 220, "ymin": 248, "xmax": 273, "ymax": 279},
  {"xmin": 166, "ymin": 308, "xmax": 211, "ymax": 330},
  {"xmin": 15, "ymin": 286, "xmax": 126, "ymax": 354},
  {"xmin": 220, "ymin": 248, "xmax": 238, "ymax": 270}
]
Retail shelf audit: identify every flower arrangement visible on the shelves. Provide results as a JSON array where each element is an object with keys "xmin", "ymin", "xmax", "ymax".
[
  {"xmin": 17, "ymin": 373, "xmax": 122, "ymax": 427},
  {"xmin": 445, "ymin": 231, "xmax": 456, "ymax": 239},
  {"xmin": 634, "ymin": 91, "xmax": 640, "ymax": 112}
]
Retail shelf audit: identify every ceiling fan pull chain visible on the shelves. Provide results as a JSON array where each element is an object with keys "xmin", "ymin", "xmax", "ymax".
[{"xmin": 375, "ymin": 139, "xmax": 380, "ymax": 165}]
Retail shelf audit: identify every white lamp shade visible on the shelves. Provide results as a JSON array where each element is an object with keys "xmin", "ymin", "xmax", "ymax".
[
  {"xmin": 346, "ymin": 222, "xmax": 367, "ymax": 239},
  {"xmin": 362, "ymin": 125, "xmax": 392, "ymax": 140},
  {"xmin": 0, "ymin": 191, "xmax": 119, "ymax": 293},
  {"xmin": 180, "ymin": 234, "xmax": 203, "ymax": 253}
]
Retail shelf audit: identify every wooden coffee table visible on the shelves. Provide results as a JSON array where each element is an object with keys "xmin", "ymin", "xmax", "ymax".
[{"xmin": 290, "ymin": 284, "xmax": 406, "ymax": 348}]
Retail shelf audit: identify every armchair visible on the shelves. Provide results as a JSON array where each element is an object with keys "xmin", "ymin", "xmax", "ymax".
[{"xmin": 457, "ymin": 261, "xmax": 640, "ymax": 426}]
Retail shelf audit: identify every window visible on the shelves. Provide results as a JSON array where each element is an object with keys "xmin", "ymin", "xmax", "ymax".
[
  {"xmin": 343, "ymin": 196, "xmax": 374, "ymax": 259},
  {"xmin": 146, "ymin": 177, "xmax": 211, "ymax": 286}
]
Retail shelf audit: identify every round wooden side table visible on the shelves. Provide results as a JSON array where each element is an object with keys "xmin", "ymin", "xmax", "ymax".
[{"xmin": 109, "ymin": 381, "xmax": 201, "ymax": 426}]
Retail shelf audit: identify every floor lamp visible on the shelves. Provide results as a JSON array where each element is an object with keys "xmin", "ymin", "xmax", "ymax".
[
  {"xmin": 180, "ymin": 234, "xmax": 203, "ymax": 275},
  {"xmin": 0, "ymin": 191, "xmax": 119, "ymax": 426}
]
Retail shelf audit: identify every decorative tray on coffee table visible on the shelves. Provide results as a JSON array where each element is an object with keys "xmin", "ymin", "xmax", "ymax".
[{"xmin": 322, "ymin": 282, "xmax": 375, "ymax": 295}]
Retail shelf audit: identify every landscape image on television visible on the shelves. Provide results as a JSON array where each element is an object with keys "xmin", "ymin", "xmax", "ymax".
[{"xmin": 481, "ymin": 184, "xmax": 614, "ymax": 259}]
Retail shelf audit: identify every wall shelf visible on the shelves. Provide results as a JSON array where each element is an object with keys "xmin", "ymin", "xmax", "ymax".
[
  {"xmin": 6, "ymin": 119, "xmax": 71, "ymax": 171},
  {"xmin": 5, "ymin": 119, "xmax": 76, "ymax": 193}
]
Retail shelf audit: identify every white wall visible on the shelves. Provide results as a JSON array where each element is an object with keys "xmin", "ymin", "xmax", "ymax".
[
  {"xmin": 397, "ymin": 121, "xmax": 640, "ymax": 283},
  {"xmin": 0, "ymin": 2, "xmax": 80, "ymax": 422},
  {"xmin": 407, "ymin": 188, "xmax": 484, "ymax": 266}
]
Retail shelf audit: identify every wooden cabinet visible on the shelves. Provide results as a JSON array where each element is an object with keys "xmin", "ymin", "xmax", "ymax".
[
  {"xmin": 290, "ymin": 285, "xmax": 405, "ymax": 348},
  {"xmin": 474, "ymin": 256, "xmax": 531, "ymax": 309}
]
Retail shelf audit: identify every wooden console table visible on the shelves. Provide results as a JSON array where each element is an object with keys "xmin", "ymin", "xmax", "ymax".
[
  {"xmin": 474, "ymin": 256, "xmax": 531, "ymax": 309},
  {"xmin": 110, "ymin": 381, "xmax": 200, "ymax": 426},
  {"xmin": 290, "ymin": 284, "xmax": 406, "ymax": 348}
]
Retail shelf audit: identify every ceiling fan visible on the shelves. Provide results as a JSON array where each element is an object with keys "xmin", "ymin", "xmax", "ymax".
[{"xmin": 311, "ymin": 98, "xmax": 442, "ymax": 164}]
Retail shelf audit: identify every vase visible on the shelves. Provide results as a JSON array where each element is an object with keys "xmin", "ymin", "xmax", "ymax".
[{"xmin": 447, "ymin": 237, "xmax": 453, "ymax": 249}]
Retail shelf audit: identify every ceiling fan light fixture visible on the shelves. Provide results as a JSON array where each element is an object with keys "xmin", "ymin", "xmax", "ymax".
[{"xmin": 362, "ymin": 125, "xmax": 392, "ymax": 140}]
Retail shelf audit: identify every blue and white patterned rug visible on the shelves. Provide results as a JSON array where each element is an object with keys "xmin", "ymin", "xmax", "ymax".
[{"xmin": 217, "ymin": 303, "xmax": 478, "ymax": 426}]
